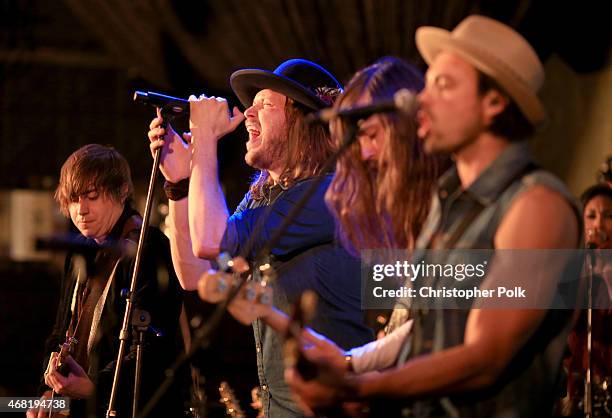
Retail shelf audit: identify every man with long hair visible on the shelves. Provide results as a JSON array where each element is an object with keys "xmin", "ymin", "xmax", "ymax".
[
  {"xmin": 325, "ymin": 56, "xmax": 441, "ymax": 253},
  {"xmin": 287, "ymin": 16, "xmax": 581, "ymax": 418},
  {"xmin": 29, "ymin": 144, "xmax": 185, "ymax": 418},
  {"xmin": 148, "ymin": 59, "xmax": 373, "ymax": 417}
]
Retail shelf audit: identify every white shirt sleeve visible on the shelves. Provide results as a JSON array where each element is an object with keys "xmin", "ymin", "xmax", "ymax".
[{"xmin": 348, "ymin": 319, "xmax": 413, "ymax": 373}]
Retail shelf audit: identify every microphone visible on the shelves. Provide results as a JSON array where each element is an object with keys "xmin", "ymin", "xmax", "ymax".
[
  {"xmin": 36, "ymin": 233, "xmax": 110, "ymax": 253},
  {"xmin": 586, "ymin": 229, "xmax": 609, "ymax": 249},
  {"xmin": 308, "ymin": 88, "xmax": 417, "ymax": 123},
  {"xmin": 133, "ymin": 91, "xmax": 189, "ymax": 116}
]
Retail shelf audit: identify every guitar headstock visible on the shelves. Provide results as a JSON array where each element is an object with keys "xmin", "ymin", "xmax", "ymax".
[
  {"xmin": 198, "ymin": 257, "xmax": 274, "ymax": 325},
  {"xmin": 219, "ymin": 381, "xmax": 245, "ymax": 418}
]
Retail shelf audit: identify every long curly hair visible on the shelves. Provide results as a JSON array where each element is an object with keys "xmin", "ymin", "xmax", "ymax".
[{"xmin": 325, "ymin": 57, "xmax": 441, "ymax": 253}]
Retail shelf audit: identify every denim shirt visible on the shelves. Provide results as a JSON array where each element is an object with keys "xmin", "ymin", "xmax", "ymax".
[
  {"xmin": 221, "ymin": 175, "xmax": 373, "ymax": 418},
  {"xmin": 396, "ymin": 142, "xmax": 581, "ymax": 417}
]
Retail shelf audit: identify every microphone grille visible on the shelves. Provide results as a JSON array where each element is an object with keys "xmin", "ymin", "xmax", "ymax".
[{"xmin": 393, "ymin": 88, "xmax": 418, "ymax": 114}]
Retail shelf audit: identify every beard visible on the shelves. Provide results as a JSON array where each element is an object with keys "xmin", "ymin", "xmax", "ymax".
[{"xmin": 244, "ymin": 132, "xmax": 286, "ymax": 173}]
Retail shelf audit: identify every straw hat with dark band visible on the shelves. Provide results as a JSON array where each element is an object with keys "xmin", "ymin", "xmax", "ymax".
[
  {"xmin": 416, "ymin": 15, "xmax": 546, "ymax": 126},
  {"xmin": 230, "ymin": 58, "xmax": 343, "ymax": 111}
]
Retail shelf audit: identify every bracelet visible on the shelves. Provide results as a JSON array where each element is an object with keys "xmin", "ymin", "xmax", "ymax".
[{"xmin": 163, "ymin": 178, "xmax": 190, "ymax": 201}]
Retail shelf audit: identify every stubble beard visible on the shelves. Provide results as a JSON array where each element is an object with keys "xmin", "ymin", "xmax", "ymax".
[{"xmin": 245, "ymin": 133, "xmax": 286, "ymax": 173}]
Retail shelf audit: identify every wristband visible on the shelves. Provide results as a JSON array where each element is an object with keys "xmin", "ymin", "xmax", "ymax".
[{"xmin": 163, "ymin": 177, "xmax": 190, "ymax": 201}]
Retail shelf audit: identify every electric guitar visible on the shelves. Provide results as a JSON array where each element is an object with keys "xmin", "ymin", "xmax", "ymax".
[
  {"xmin": 46, "ymin": 335, "xmax": 77, "ymax": 417},
  {"xmin": 199, "ymin": 260, "xmax": 370, "ymax": 417},
  {"xmin": 198, "ymin": 266, "xmax": 275, "ymax": 327}
]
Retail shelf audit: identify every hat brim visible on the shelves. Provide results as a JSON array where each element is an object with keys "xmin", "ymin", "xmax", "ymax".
[
  {"xmin": 416, "ymin": 26, "xmax": 546, "ymax": 127},
  {"xmin": 230, "ymin": 69, "xmax": 326, "ymax": 111}
]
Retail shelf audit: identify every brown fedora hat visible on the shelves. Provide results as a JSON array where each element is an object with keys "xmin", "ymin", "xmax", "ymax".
[
  {"xmin": 416, "ymin": 15, "xmax": 546, "ymax": 126},
  {"xmin": 230, "ymin": 58, "xmax": 343, "ymax": 111}
]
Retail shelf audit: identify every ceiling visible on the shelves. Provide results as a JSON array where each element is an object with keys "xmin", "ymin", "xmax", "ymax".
[
  {"xmin": 3, "ymin": 0, "xmax": 609, "ymax": 94},
  {"xmin": 0, "ymin": 0, "xmax": 609, "ymax": 195}
]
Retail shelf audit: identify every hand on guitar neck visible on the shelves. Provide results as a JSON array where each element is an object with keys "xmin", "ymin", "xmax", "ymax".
[
  {"xmin": 28, "ymin": 347, "xmax": 94, "ymax": 417},
  {"xmin": 197, "ymin": 257, "xmax": 363, "ymax": 417},
  {"xmin": 44, "ymin": 353, "xmax": 94, "ymax": 399},
  {"xmin": 28, "ymin": 336, "xmax": 81, "ymax": 418}
]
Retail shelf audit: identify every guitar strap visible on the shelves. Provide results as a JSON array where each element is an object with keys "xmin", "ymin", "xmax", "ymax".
[
  {"xmin": 87, "ymin": 260, "xmax": 121, "ymax": 355},
  {"xmin": 84, "ymin": 214, "xmax": 142, "ymax": 356}
]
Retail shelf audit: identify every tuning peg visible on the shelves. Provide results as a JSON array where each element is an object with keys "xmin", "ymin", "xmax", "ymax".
[
  {"xmin": 216, "ymin": 275, "xmax": 228, "ymax": 293},
  {"xmin": 259, "ymin": 288, "xmax": 273, "ymax": 306},
  {"xmin": 217, "ymin": 252, "xmax": 232, "ymax": 272},
  {"xmin": 245, "ymin": 283, "xmax": 257, "ymax": 301},
  {"xmin": 259, "ymin": 262, "xmax": 277, "ymax": 284}
]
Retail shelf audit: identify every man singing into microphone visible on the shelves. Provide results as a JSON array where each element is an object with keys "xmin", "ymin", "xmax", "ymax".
[
  {"xmin": 148, "ymin": 59, "xmax": 373, "ymax": 417},
  {"xmin": 286, "ymin": 15, "xmax": 582, "ymax": 418}
]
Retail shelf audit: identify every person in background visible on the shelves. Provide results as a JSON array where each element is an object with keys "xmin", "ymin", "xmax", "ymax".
[{"xmin": 560, "ymin": 184, "xmax": 611, "ymax": 416}]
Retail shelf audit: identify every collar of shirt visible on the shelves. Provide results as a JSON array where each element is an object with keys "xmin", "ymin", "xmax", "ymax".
[{"xmin": 436, "ymin": 141, "xmax": 535, "ymax": 207}]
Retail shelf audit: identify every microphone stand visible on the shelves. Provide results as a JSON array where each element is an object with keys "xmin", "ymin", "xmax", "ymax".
[
  {"xmin": 584, "ymin": 245, "xmax": 596, "ymax": 418},
  {"xmin": 256, "ymin": 122, "xmax": 358, "ymax": 260},
  {"xmin": 138, "ymin": 119, "xmax": 360, "ymax": 418},
  {"xmin": 132, "ymin": 309, "xmax": 156, "ymax": 418},
  {"xmin": 105, "ymin": 111, "xmax": 171, "ymax": 418}
]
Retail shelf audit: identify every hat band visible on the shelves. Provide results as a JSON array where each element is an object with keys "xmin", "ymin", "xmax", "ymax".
[{"xmin": 313, "ymin": 87, "xmax": 343, "ymax": 106}]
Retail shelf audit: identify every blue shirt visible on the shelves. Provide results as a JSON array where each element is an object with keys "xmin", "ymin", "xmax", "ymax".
[{"xmin": 221, "ymin": 174, "xmax": 373, "ymax": 418}]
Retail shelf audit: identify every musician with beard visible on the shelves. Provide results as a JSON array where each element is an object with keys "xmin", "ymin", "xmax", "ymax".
[
  {"xmin": 286, "ymin": 16, "xmax": 581, "ymax": 418},
  {"xmin": 148, "ymin": 59, "xmax": 374, "ymax": 417}
]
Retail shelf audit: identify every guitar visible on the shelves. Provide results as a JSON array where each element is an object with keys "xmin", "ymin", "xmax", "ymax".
[
  {"xmin": 199, "ymin": 260, "xmax": 368, "ymax": 417},
  {"xmin": 219, "ymin": 381, "xmax": 246, "ymax": 418},
  {"xmin": 198, "ymin": 259, "xmax": 319, "ymax": 339},
  {"xmin": 198, "ymin": 265, "xmax": 275, "ymax": 327},
  {"xmin": 46, "ymin": 335, "xmax": 77, "ymax": 417}
]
